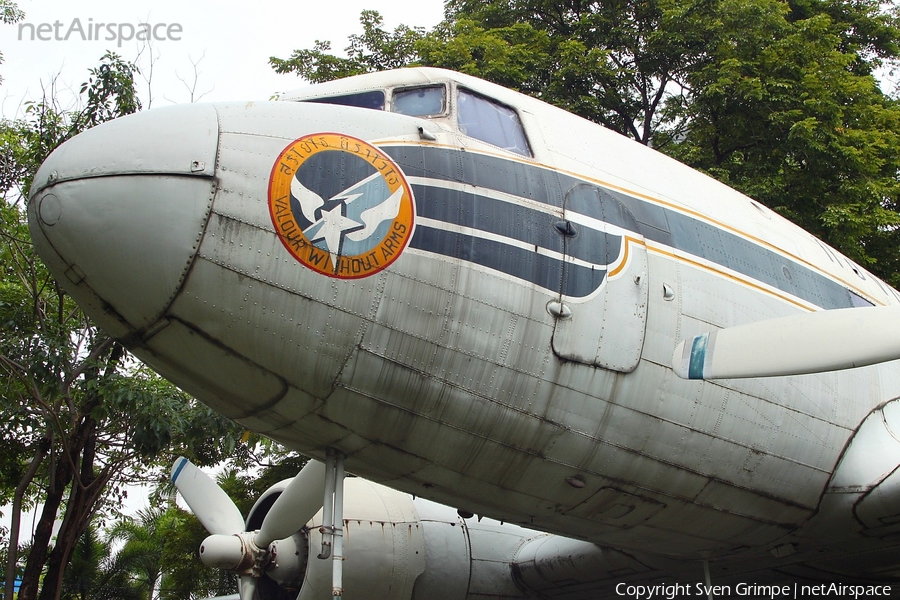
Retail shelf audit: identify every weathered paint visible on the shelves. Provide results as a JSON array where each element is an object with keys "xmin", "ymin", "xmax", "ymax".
[{"xmin": 28, "ymin": 68, "xmax": 900, "ymax": 585}]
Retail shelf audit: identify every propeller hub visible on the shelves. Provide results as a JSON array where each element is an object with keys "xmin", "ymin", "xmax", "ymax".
[
  {"xmin": 171, "ymin": 457, "xmax": 327, "ymax": 600},
  {"xmin": 199, "ymin": 532, "xmax": 265, "ymax": 574}
]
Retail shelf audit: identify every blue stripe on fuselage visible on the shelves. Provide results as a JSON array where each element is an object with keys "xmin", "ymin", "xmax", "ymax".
[{"xmin": 383, "ymin": 145, "xmax": 861, "ymax": 310}]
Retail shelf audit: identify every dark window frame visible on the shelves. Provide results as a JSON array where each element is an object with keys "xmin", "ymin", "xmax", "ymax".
[{"xmin": 303, "ymin": 90, "xmax": 386, "ymax": 111}]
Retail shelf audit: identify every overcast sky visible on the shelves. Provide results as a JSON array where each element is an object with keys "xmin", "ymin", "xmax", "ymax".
[{"xmin": 0, "ymin": 0, "xmax": 445, "ymax": 116}]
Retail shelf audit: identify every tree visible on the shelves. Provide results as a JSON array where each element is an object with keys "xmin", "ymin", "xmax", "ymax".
[
  {"xmin": 0, "ymin": 53, "xmax": 246, "ymax": 600},
  {"xmin": 664, "ymin": 0, "xmax": 900, "ymax": 282},
  {"xmin": 60, "ymin": 525, "xmax": 141, "ymax": 600},
  {"xmin": 431, "ymin": 0, "xmax": 718, "ymax": 146},
  {"xmin": 271, "ymin": 1, "xmax": 713, "ymax": 146},
  {"xmin": 105, "ymin": 507, "xmax": 169, "ymax": 600},
  {"xmin": 270, "ymin": 10, "xmax": 425, "ymax": 84},
  {"xmin": 78, "ymin": 52, "xmax": 143, "ymax": 128},
  {"xmin": 155, "ymin": 503, "xmax": 236, "ymax": 600},
  {"xmin": 0, "ymin": 0, "xmax": 24, "ymax": 85}
]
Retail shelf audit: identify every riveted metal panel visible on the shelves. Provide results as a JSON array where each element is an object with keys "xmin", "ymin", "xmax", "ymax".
[
  {"xmin": 298, "ymin": 479, "xmax": 425, "ymax": 600},
  {"xmin": 30, "ymin": 103, "xmax": 217, "ymax": 195},
  {"xmin": 552, "ymin": 186, "xmax": 649, "ymax": 372},
  {"xmin": 137, "ymin": 318, "xmax": 286, "ymax": 420},
  {"xmin": 167, "ymin": 255, "xmax": 355, "ymax": 401},
  {"xmin": 31, "ymin": 176, "xmax": 215, "ymax": 331},
  {"xmin": 412, "ymin": 519, "xmax": 469, "ymax": 600}
]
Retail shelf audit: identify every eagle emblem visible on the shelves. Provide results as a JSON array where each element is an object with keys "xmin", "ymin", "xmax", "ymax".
[{"xmin": 268, "ymin": 133, "xmax": 415, "ymax": 278}]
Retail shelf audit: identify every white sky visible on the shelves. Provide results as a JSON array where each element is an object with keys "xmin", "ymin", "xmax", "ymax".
[{"xmin": 0, "ymin": 0, "xmax": 446, "ymax": 116}]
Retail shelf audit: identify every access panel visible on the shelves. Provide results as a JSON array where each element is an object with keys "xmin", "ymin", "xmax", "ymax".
[{"xmin": 551, "ymin": 184, "xmax": 648, "ymax": 372}]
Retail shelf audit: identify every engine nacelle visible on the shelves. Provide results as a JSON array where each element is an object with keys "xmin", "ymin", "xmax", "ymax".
[
  {"xmin": 244, "ymin": 477, "xmax": 624, "ymax": 600},
  {"xmin": 244, "ymin": 477, "xmax": 427, "ymax": 599}
]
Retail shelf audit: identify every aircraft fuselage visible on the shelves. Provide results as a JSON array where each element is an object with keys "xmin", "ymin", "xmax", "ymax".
[{"xmin": 28, "ymin": 68, "xmax": 900, "ymax": 578}]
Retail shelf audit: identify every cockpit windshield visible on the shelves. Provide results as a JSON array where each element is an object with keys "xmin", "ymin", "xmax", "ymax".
[
  {"xmin": 458, "ymin": 89, "xmax": 531, "ymax": 157},
  {"xmin": 299, "ymin": 82, "xmax": 531, "ymax": 157},
  {"xmin": 392, "ymin": 86, "xmax": 445, "ymax": 117},
  {"xmin": 305, "ymin": 90, "xmax": 385, "ymax": 110}
]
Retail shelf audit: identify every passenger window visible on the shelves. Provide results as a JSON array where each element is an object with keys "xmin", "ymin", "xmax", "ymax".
[
  {"xmin": 304, "ymin": 90, "xmax": 385, "ymax": 110},
  {"xmin": 457, "ymin": 89, "xmax": 531, "ymax": 156},
  {"xmin": 392, "ymin": 86, "xmax": 445, "ymax": 117}
]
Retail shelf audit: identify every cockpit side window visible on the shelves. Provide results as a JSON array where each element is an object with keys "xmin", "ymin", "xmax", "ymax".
[
  {"xmin": 392, "ymin": 85, "xmax": 446, "ymax": 117},
  {"xmin": 304, "ymin": 90, "xmax": 385, "ymax": 110},
  {"xmin": 458, "ymin": 89, "xmax": 531, "ymax": 156}
]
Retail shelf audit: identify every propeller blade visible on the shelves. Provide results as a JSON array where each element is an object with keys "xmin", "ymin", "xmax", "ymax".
[
  {"xmin": 255, "ymin": 460, "xmax": 326, "ymax": 548},
  {"xmin": 171, "ymin": 457, "xmax": 245, "ymax": 535},
  {"xmin": 239, "ymin": 575, "xmax": 257, "ymax": 600},
  {"xmin": 673, "ymin": 306, "xmax": 900, "ymax": 380}
]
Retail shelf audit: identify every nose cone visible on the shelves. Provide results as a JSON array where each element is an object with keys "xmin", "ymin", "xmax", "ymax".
[{"xmin": 28, "ymin": 103, "xmax": 219, "ymax": 339}]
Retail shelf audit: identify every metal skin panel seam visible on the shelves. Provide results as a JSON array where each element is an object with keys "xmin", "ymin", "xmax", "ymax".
[{"xmin": 331, "ymin": 367, "xmax": 817, "ymax": 529}]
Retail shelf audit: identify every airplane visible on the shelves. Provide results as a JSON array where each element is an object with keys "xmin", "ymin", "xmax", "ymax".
[{"xmin": 26, "ymin": 66, "xmax": 900, "ymax": 598}]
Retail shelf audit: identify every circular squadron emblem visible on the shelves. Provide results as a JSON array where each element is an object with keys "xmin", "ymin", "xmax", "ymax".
[{"xmin": 268, "ymin": 133, "xmax": 415, "ymax": 278}]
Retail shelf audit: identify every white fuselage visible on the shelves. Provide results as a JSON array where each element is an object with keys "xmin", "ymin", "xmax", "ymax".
[{"xmin": 28, "ymin": 68, "xmax": 900, "ymax": 578}]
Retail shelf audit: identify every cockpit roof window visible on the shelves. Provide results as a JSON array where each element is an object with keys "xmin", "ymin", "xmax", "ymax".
[
  {"xmin": 304, "ymin": 90, "xmax": 385, "ymax": 111},
  {"xmin": 458, "ymin": 89, "xmax": 531, "ymax": 157},
  {"xmin": 392, "ymin": 85, "xmax": 446, "ymax": 117}
]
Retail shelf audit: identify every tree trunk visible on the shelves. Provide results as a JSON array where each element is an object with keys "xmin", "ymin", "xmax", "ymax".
[
  {"xmin": 17, "ymin": 450, "xmax": 73, "ymax": 600},
  {"xmin": 37, "ymin": 418, "xmax": 109, "ymax": 600},
  {"xmin": 21, "ymin": 344, "xmax": 117, "ymax": 600},
  {"xmin": 4, "ymin": 444, "xmax": 46, "ymax": 600}
]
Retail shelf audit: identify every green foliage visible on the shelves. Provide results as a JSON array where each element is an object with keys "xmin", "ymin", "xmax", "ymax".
[
  {"xmin": 666, "ymin": 0, "xmax": 900, "ymax": 280},
  {"xmin": 154, "ymin": 504, "xmax": 236, "ymax": 600},
  {"xmin": 785, "ymin": 0, "xmax": 900, "ymax": 71},
  {"xmin": 270, "ymin": 10, "xmax": 424, "ymax": 83},
  {"xmin": 79, "ymin": 52, "xmax": 142, "ymax": 128},
  {"xmin": 0, "ymin": 52, "xmax": 244, "ymax": 600},
  {"xmin": 0, "ymin": 0, "xmax": 22, "ymax": 24},
  {"xmin": 107, "ymin": 510, "xmax": 163, "ymax": 599},
  {"xmin": 0, "ymin": 108, "xmax": 66, "ymax": 204},
  {"xmin": 435, "ymin": 0, "xmax": 715, "ymax": 144},
  {"xmin": 416, "ymin": 19, "xmax": 552, "ymax": 93},
  {"xmin": 92, "ymin": 366, "xmax": 240, "ymax": 465},
  {"xmin": 0, "ymin": 435, "xmax": 27, "ymax": 505},
  {"xmin": 60, "ymin": 526, "xmax": 142, "ymax": 600}
]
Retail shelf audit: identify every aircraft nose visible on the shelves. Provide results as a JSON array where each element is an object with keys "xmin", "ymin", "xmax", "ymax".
[{"xmin": 28, "ymin": 104, "xmax": 219, "ymax": 339}]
